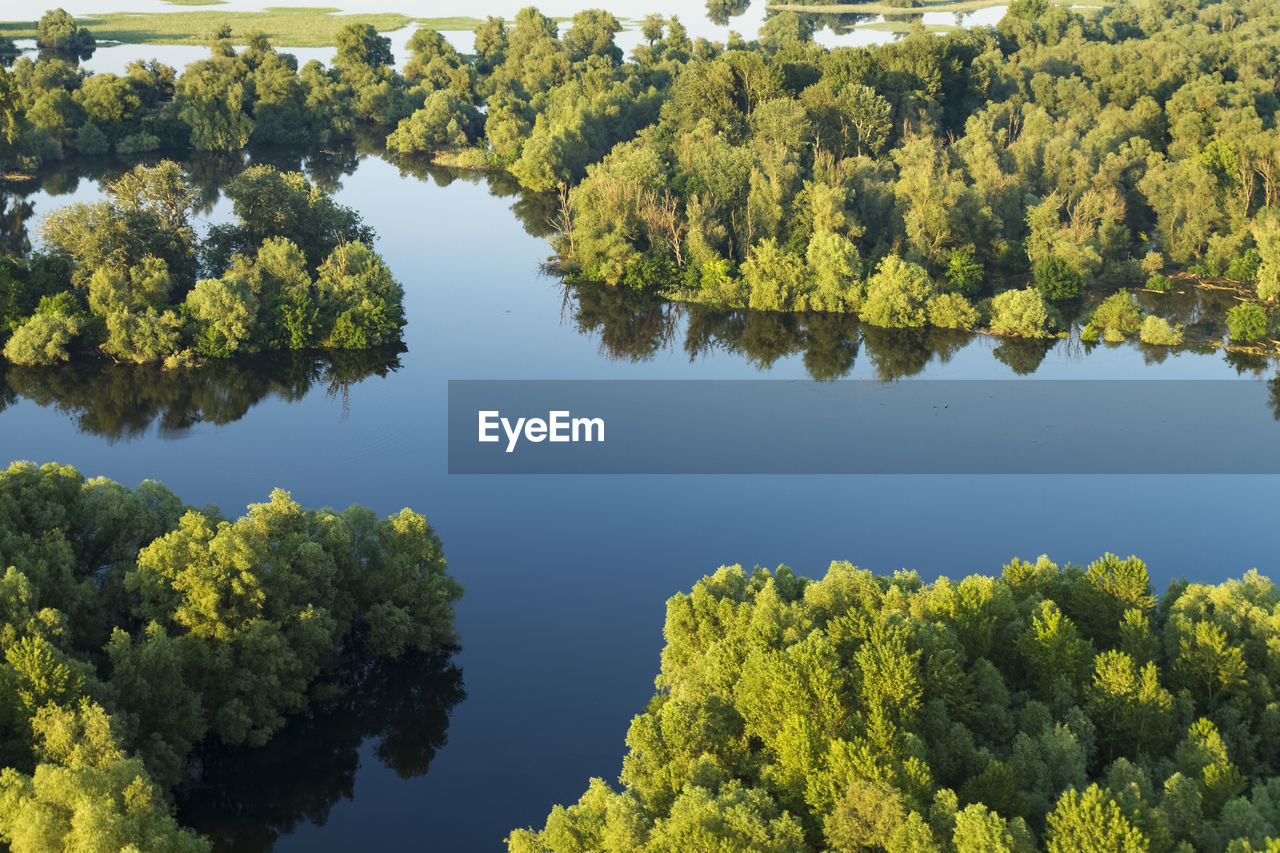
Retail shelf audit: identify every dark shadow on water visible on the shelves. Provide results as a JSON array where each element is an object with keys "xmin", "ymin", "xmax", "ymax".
[
  {"xmin": 176, "ymin": 647, "xmax": 465, "ymax": 853},
  {"xmin": 1, "ymin": 348, "xmax": 403, "ymax": 441}
]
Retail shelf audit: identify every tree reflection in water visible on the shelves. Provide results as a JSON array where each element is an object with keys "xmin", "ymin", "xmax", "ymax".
[
  {"xmin": 1, "ymin": 348, "xmax": 403, "ymax": 440},
  {"xmin": 176, "ymin": 647, "xmax": 465, "ymax": 853}
]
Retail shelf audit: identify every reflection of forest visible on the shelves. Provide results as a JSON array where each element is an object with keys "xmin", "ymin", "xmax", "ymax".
[
  {"xmin": 706, "ymin": 0, "xmax": 752, "ymax": 26},
  {"xmin": 564, "ymin": 282, "xmax": 1280, "ymax": 385},
  {"xmin": 176, "ymin": 648, "xmax": 464, "ymax": 853},
  {"xmin": 763, "ymin": 7, "xmax": 877, "ymax": 34},
  {"xmin": 0, "ymin": 348, "xmax": 402, "ymax": 438}
]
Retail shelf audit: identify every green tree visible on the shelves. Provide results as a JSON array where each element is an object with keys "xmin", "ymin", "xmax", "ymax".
[
  {"xmin": 35, "ymin": 9, "xmax": 95, "ymax": 60},
  {"xmin": 184, "ymin": 272, "xmax": 259, "ymax": 357},
  {"xmin": 386, "ymin": 90, "xmax": 482, "ymax": 153},
  {"xmin": 0, "ymin": 700, "xmax": 208, "ymax": 853},
  {"xmin": 990, "ymin": 287, "xmax": 1056, "ymax": 338},
  {"xmin": 564, "ymin": 10, "xmax": 622, "ymax": 65},
  {"xmin": 334, "ymin": 23, "xmax": 393, "ymax": 71},
  {"xmin": 1044, "ymin": 785, "xmax": 1148, "ymax": 852},
  {"xmin": 861, "ymin": 255, "xmax": 936, "ymax": 328},
  {"xmin": 1090, "ymin": 292, "xmax": 1142, "ymax": 342},
  {"xmin": 1226, "ymin": 303, "xmax": 1268, "ymax": 343},
  {"xmin": 1033, "ymin": 255, "xmax": 1084, "ymax": 301},
  {"xmin": 175, "ymin": 57, "xmax": 253, "ymax": 151}
]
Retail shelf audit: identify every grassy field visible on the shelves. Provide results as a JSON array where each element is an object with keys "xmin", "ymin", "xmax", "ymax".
[{"xmin": 0, "ymin": 8, "xmax": 487, "ymax": 47}]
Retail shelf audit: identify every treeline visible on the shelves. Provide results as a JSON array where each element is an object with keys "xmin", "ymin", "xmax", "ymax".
[
  {"xmin": 0, "ymin": 160, "xmax": 405, "ymax": 366},
  {"xmin": 510, "ymin": 557, "xmax": 1280, "ymax": 852},
  {"xmin": 537, "ymin": 0, "xmax": 1280, "ymax": 342},
  {"xmin": 0, "ymin": 461, "xmax": 463, "ymax": 851},
  {"xmin": 4, "ymin": 2, "xmax": 1280, "ymax": 344}
]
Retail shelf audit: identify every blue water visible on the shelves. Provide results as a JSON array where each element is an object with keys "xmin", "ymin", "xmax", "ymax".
[{"xmin": 2, "ymin": 152, "xmax": 1278, "ymax": 850}]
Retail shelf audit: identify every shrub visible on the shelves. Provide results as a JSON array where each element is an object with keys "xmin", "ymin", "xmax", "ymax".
[
  {"xmin": 74, "ymin": 121, "xmax": 109, "ymax": 155},
  {"xmin": 927, "ymin": 292, "xmax": 979, "ymax": 330},
  {"xmin": 1033, "ymin": 255, "xmax": 1083, "ymax": 301},
  {"xmin": 1145, "ymin": 274, "xmax": 1172, "ymax": 292},
  {"xmin": 946, "ymin": 247, "xmax": 984, "ymax": 297},
  {"xmin": 1225, "ymin": 249, "xmax": 1261, "ymax": 282},
  {"xmin": 1138, "ymin": 315, "xmax": 1183, "ymax": 346},
  {"xmin": 3, "ymin": 312, "xmax": 83, "ymax": 365},
  {"xmin": 806, "ymin": 231, "xmax": 862, "ymax": 312},
  {"xmin": 990, "ymin": 287, "xmax": 1055, "ymax": 338},
  {"xmin": 860, "ymin": 256, "xmax": 934, "ymax": 328},
  {"xmin": 1091, "ymin": 292, "xmax": 1141, "ymax": 341},
  {"xmin": 742, "ymin": 239, "xmax": 810, "ymax": 311},
  {"xmin": 1226, "ymin": 303, "xmax": 1268, "ymax": 343},
  {"xmin": 116, "ymin": 132, "xmax": 160, "ymax": 154}
]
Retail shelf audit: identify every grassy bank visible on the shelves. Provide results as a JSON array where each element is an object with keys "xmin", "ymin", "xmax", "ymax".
[{"xmin": 0, "ymin": 8, "xmax": 485, "ymax": 47}]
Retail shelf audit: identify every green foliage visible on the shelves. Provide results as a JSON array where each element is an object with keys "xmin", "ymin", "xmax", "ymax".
[
  {"xmin": 1, "ymin": 310, "xmax": 82, "ymax": 365},
  {"xmin": 1138, "ymin": 315, "xmax": 1184, "ymax": 346},
  {"xmin": 1091, "ymin": 292, "xmax": 1142, "ymax": 342},
  {"xmin": 205, "ymin": 164, "xmax": 374, "ymax": 270},
  {"xmin": 1044, "ymin": 785, "xmax": 1147, "ymax": 852},
  {"xmin": 946, "ymin": 247, "xmax": 984, "ymax": 298},
  {"xmin": 1033, "ymin": 255, "xmax": 1084, "ymax": 301},
  {"xmin": 0, "ymin": 700, "xmax": 207, "ymax": 853},
  {"xmin": 4, "ymin": 161, "xmax": 399, "ymax": 365},
  {"xmin": 334, "ymin": 23, "xmax": 393, "ymax": 71},
  {"xmin": 742, "ymin": 239, "xmax": 812, "ymax": 312},
  {"xmin": 862, "ymin": 255, "xmax": 936, "ymax": 328},
  {"xmin": 927, "ymin": 292, "xmax": 979, "ymax": 330},
  {"xmin": 1226, "ymin": 303, "xmax": 1268, "ymax": 344},
  {"xmin": 387, "ymin": 90, "xmax": 483, "ymax": 153},
  {"xmin": 511, "ymin": 559, "xmax": 1280, "ymax": 853},
  {"xmin": 990, "ymin": 287, "xmax": 1056, "ymax": 338},
  {"xmin": 0, "ymin": 462, "xmax": 461, "ymax": 847},
  {"xmin": 35, "ymin": 9, "xmax": 95, "ymax": 60}
]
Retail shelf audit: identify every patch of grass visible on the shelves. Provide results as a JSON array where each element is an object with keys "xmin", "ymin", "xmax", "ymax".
[
  {"xmin": 0, "ymin": 9, "xmax": 487, "ymax": 47},
  {"xmin": 856, "ymin": 19, "xmax": 962, "ymax": 31}
]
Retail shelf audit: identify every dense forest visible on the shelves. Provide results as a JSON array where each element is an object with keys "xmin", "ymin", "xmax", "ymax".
[
  {"xmin": 0, "ymin": 157, "xmax": 404, "ymax": 366},
  {"xmin": 509, "ymin": 557, "xmax": 1280, "ymax": 852},
  {"xmin": 3, "ymin": 1, "xmax": 1278, "ymax": 349},
  {"xmin": 0, "ymin": 461, "xmax": 463, "ymax": 851}
]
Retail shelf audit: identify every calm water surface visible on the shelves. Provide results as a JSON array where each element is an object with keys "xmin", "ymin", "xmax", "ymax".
[{"xmin": 2, "ymin": 17, "xmax": 1279, "ymax": 851}]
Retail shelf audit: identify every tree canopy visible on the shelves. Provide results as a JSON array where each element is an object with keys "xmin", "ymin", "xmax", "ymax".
[
  {"xmin": 1, "ymin": 161, "xmax": 403, "ymax": 366},
  {"xmin": 0, "ymin": 461, "xmax": 462, "ymax": 852},
  {"xmin": 510, "ymin": 556, "xmax": 1280, "ymax": 853},
  {"xmin": 2, "ymin": 2, "xmax": 1277, "ymax": 348}
]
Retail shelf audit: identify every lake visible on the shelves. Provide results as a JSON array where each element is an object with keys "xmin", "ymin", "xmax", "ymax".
[{"xmin": 2, "ymin": 7, "xmax": 1280, "ymax": 851}]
